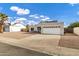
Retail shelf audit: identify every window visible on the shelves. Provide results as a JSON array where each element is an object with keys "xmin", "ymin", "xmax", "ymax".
[{"xmin": 37, "ymin": 27, "xmax": 41, "ymax": 33}]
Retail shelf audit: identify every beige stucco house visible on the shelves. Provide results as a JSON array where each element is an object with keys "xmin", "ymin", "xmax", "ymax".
[
  {"xmin": 10, "ymin": 23, "xmax": 26, "ymax": 32},
  {"xmin": 29, "ymin": 21, "xmax": 64, "ymax": 35}
]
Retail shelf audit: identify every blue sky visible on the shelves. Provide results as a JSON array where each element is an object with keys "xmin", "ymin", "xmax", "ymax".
[{"xmin": 0, "ymin": 3, "xmax": 79, "ymax": 26}]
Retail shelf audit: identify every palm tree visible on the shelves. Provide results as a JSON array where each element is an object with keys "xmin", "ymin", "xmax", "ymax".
[
  {"xmin": 26, "ymin": 25, "xmax": 29, "ymax": 32},
  {"xmin": 0, "ymin": 13, "xmax": 8, "ymax": 33}
]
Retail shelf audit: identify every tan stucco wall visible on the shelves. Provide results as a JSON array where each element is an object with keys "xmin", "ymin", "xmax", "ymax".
[{"xmin": 74, "ymin": 27, "xmax": 79, "ymax": 35}]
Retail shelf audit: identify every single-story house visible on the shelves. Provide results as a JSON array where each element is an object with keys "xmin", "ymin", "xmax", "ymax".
[
  {"xmin": 29, "ymin": 21, "xmax": 64, "ymax": 35},
  {"xmin": 10, "ymin": 23, "xmax": 26, "ymax": 32}
]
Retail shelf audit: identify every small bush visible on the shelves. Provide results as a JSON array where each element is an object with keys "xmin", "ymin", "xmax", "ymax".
[{"xmin": 21, "ymin": 28, "xmax": 27, "ymax": 32}]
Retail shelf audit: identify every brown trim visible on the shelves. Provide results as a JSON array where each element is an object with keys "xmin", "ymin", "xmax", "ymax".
[{"xmin": 43, "ymin": 26, "xmax": 60, "ymax": 28}]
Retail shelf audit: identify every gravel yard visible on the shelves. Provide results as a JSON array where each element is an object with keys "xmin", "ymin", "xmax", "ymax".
[{"xmin": 59, "ymin": 33, "xmax": 79, "ymax": 49}]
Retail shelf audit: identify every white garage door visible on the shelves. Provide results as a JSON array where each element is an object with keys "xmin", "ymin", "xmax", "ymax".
[{"xmin": 42, "ymin": 28, "xmax": 61, "ymax": 34}]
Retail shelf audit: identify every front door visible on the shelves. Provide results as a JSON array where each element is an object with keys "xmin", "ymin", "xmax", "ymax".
[
  {"xmin": 31, "ymin": 28, "xmax": 34, "ymax": 32},
  {"xmin": 37, "ymin": 27, "xmax": 41, "ymax": 33}
]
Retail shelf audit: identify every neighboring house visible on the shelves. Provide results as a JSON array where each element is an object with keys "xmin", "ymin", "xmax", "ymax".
[
  {"xmin": 29, "ymin": 21, "xmax": 64, "ymax": 35},
  {"xmin": 3, "ymin": 20, "xmax": 11, "ymax": 32},
  {"xmin": 10, "ymin": 23, "xmax": 26, "ymax": 32}
]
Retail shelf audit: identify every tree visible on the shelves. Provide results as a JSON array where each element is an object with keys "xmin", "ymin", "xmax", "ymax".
[
  {"xmin": 0, "ymin": 13, "xmax": 8, "ymax": 33},
  {"xmin": 68, "ymin": 22, "xmax": 79, "ymax": 28},
  {"xmin": 65, "ymin": 22, "xmax": 79, "ymax": 33},
  {"xmin": 26, "ymin": 25, "xmax": 29, "ymax": 32}
]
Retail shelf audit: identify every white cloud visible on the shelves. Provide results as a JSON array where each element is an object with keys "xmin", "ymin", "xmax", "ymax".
[
  {"xmin": 29, "ymin": 15, "xmax": 35, "ymax": 17},
  {"xmin": 11, "ymin": 18, "xmax": 27, "ymax": 25},
  {"xmin": 8, "ymin": 17, "xmax": 13, "ymax": 19},
  {"xmin": 40, "ymin": 15, "xmax": 45, "ymax": 18},
  {"xmin": 10, "ymin": 6, "xmax": 30, "ymax": 15},
  {"xmin": 29, "ymin": 14, "xmax": 51, "ymax": 22},
  {"xmin": 77, "ymin": 11, "xmax": 79, "ymax": 15},
  {"xmin": 17, "ymin": 9, "xmax": 30, "ymax": 15},
  {"xmin": 34, "ymin": 16, "xmax": 39, "ymax": 18},
  {"xmin": 13, "ymin": 17, "xmax": 20, "ymax": 19},
  {"xmin": 41, "ymin": 19, "xmax": 47, "ymax": 21},
  {"xmin": 45, "ymin": 17, "xmax": 50, "ymax": 20},
  {"xmin": 41, "ymin": 16, "xmax": 50, "ymax": 21},
  {"xmin": 29, "ymin": 14, "xmax": 50, "ymax": 20},
  {"xmin": 29, "ymin": 14, "xmax": 39, "ymax": 19},
  {"xmin": 27, "ymin": 20, "xmax": 38, "ymax": 25},
  {"xmin": 16, "ymin": 18, "xmax": 27, "ymax": 21},
  {"xmin": 69, "ymin": 3, "xmax": 78, "ymax": 6},
  {"xmin": 8, "ymin": 17, "xmax": 15, "ymax": 22},
  {"xmin": 10, "ymin": 6, "xmax": 19, "ymax": 11},
  {"xmin": 40, "ymin": 15, "xmax": 50, "ymax": 19}
]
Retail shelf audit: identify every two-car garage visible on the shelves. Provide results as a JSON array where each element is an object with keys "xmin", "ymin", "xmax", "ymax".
[
  {"xmin": 42, "ymin": 26, "xmax": 61, "ymax": 35},
  {"xmin": 42, "ymin": 28, "xmax": 61, "ymax": 35}
]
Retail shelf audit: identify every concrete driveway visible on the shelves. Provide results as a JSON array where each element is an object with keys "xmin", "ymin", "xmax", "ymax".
[
  {"xmin": 0, "ymin": 32, "xmax": 61, "ymax": 55},
  {"xmin": 0, "ymin": 42, "xmax": 50, "ymax": 56},
  {"xmin": 1, "ymin": 32, "xmax": 79, "ymax": 56}
]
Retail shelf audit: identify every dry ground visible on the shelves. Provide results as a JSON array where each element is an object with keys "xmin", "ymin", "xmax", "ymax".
[
  {"xmin": 0, "ymin": 32, "xmax": 35, "ymax": 39},
  {"xmin": 59, "ymin": 33, "xmax": 79, "ymax": 49}
]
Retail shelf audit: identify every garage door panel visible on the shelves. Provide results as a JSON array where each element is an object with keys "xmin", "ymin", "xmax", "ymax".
[{"xmin": 42, "ymin": 28, "xmax": 61, "ymax": 34}]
